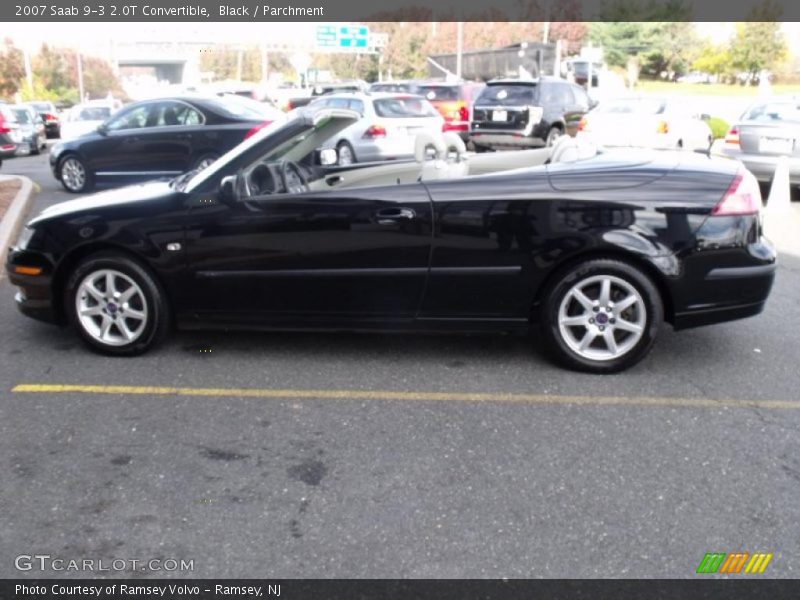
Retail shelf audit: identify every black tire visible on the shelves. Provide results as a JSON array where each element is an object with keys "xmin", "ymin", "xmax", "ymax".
[
  {"xmin": 193, "ymin": 153, "xmax": 219, "ymax": 171},
  {"xmin": 65, "ymin": 252, "xmax": 170, "ymax": 356},
  {"xmin": 540, "ymin": 258, "xmax": 663, "ymax": 373},
  {"xmin": 473, "ymin": 143, "xmax": 492, "ymax": 153},
  {"xmin": 30, "ymin": 139, "xmax": 41, "ymax": 155},
  {"xmin": 545, "ymin": 126, "xmax": 563, "ymax": 147},
  {"xmin": 58, "ymin": 154, "xmax": 94, "ymax": 193},
  {"xmin": 336, "ymin": 141, "xmax": 356, "ymax": 166}
]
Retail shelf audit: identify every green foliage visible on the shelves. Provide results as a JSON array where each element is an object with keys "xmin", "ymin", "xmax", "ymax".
[
  {"xmin": 0, "ymin": 38, "xmax": 25, "ymax": 99},
  {"xmin": 692, "ymin": 43, "xmax": 733, "ymax": 78},
  {"xmin": 18, "ymin": 78, "xmax": 59, "ymax": 102},
  {"xmin": 199, "ymin": 45, "xmax": 294, "ymax": 82},
  {"xmin": 706, "ymin": 117, "xmax": 730, "ymax": 139},
  {"xmin": 729, "ymin": 21, "xmax": 787, "ymax": 81}
]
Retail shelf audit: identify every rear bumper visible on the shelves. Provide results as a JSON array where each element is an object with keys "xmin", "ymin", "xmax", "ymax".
[
  {"xmin": 672, "ymin": 245, "xmax": 777, "ymax": 330},
  {"xmin": 715, "ymin": 146, "xmax": 800, "ymax": 184}
]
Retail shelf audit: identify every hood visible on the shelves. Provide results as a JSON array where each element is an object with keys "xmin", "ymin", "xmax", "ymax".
[{"xmin": 30, "ymin": 180, "xmax": 175, "ymax": 226}]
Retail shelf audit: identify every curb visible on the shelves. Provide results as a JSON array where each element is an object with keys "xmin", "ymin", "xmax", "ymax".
[{"xmin": 0, "ymin": 176, "xmax": 37, "ymax": 269}]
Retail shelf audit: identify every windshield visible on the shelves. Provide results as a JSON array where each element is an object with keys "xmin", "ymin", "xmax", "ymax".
[
  {"xmin": 597, "ymin": 98, "xmax": 666, "ymax": 115},
  {"xmin": 476, "ymin": 84, "xmax": 537, "ymax": 106},
  {"xmin": 12, "ymin": 109, "xmax": 31, "ymax": 123},
  {"xmin": 421, "ymin": 86, "xmax": 459, "ymax": 102},
  {"xmin": 182, "ymin": 113, "xmax": 292, "ymax": 192},
  {"xmin": 744, "ymin": 101, "xmax": 800, "ymax": 123},
  {"xmin": 75, "ymin": 106, "xmax": 112, "ymax": 121},
  {"xmin": 373, "ymin": 96, "xmax": 438, "ymax": 118},
  {"xmin": 203, "ymin": 97, "xmax": 265, "ymax": 120}
]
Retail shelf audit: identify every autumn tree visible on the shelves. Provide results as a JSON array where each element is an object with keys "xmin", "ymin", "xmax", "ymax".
[{"xmin": 0, "ymin": 38, "xmax": 25, "ymax": 99}]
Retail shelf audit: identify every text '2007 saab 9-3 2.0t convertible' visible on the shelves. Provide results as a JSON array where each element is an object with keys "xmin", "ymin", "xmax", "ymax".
[{"xmin": 7, "ymin": 107, "xmax": 776, "ymax": 373}]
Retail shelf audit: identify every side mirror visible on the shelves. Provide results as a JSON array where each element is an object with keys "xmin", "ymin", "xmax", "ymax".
[
  {"xmin": 319, "ymin": 147, "xmax": 338, "ymax": 166},
  {"xmin": 700, "ymin": 113, "xmax": 711, "ymax": 121},
  {"xmin": 97, "ymin": 123, "xmax": 108, "ymax": 136},
  {"xmin": 219, "ymin": 175, "xmax": 237, "ymax": 203},
  {"xmin": 589, "ymin": 98, "xmax": 599, "ymax": 110}
]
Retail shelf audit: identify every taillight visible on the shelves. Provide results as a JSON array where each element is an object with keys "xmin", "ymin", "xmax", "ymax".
[
  {"xmin": 711, "ymin": 169, "xmax": 762, "ymax": 216},
  {"xmin": 577, "ymin": 117, "xmax": 588, "ymax": 132},
  {"xmin": 0, "ymin": 115, "xmax": 9, "ymax": 135},
  {"xmin": 458, "ymin": 104, "xmax": 469, "ymax": 122},
  {"xmin": 656, "ymin": 120, "xmax": 669, "ymax": 134},
  {"xmin": 244, "ymin": 121, "xmax": 272, "ymax": 140},
  {"xmin": 724, "ymin": 126, "xmax": 740, "ymax": 147},
  {"xmin": 44, "ymin": 113, "xmax": 58, "ymax": 122},
  {"xmin": 363, "ymin": 124, "xmax": 387, "ymax": 139}
]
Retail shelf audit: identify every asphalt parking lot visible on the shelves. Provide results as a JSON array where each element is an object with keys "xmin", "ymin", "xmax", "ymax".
[{"xmin": 1, "ymin": 151, "xmax": 800, "ymax": 578}]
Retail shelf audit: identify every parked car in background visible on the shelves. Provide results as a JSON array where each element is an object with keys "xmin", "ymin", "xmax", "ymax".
[
  {"xmin": 470, "ymin": 77, "xmax": 594, "ymax": 151},
  {"xmin": 717, "ymin": 96, "xmax": 800, "ymax": 185},
  {"xmin": 0, "ymin": 103, "xmax": 21, "ymax": 166},
  {"xmin": 287, "ymin": 81, "xmax": 369, "ymax": 110},
  {"xmin": 309, "ymin": 92, "xmax": 444, "ymax": 165},
  {"xmin": 25, "ymin": 100, "xmax": 61, "ymax": 138},
  {"xmin": 368, "ymin": 80, "xmax": 423, "ymax": 95},
  {"xmin": 50, "ymin": 95, "xmax": 275, "ymax": 193},
  {"xmin": 418, "ymin": 81, "xmax": 485, "ymax": 141},
  {"xmin": 60, "ymin": 101, "xmax": 120, "ymax": 142},
  {"xmin": 576, "ymin": 97, "xmax": 713, "ymax": 151},
  {"xmin": 10, "ymin": 105, "xmax": 46, "ymax": 155},
  {"xmin": 563, "ymin": 58, "xmax": 602, "ymax": 88}
]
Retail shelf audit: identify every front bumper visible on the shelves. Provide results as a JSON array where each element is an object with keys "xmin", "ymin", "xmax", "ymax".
[{"xmin": 6, "ymin": 248, "xmax": 60, "ymax": 325}]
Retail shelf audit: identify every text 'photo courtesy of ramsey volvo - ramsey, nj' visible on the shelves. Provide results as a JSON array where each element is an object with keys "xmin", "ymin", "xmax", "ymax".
[{"xmin": 7, "ymin": 106, "xmax": 776, "ymax": 373}]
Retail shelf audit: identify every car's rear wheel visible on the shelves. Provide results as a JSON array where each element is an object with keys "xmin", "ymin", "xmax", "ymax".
[
  {"xmin": 337, "ymin": 141, "xmax": 356, "ymax": 166},
  {"xmin": 66, "ymin": 253, "xmax": 170, "ymax": 356},
  {"xmin": 540, "ymin": 259, "xmax": 663, "ymax": 373},
  {"xmin": 30, "ymin": 138, "xmax": 41, "ymax": 155},
  {"xmin": 59, "ymin": 155, "xmax": 93, "ymax": 193}
]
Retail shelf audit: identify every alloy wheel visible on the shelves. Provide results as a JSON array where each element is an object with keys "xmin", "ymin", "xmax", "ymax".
[
  {"xmin": 61, "ymin": 157, "xmax": 86, "ymax": 191},
  {"xmin": 75, "ymin": 269, "xmax": 148, "ymax": 347},
  {"xmin": 557, "ymin": 274, "xmax": 646, "ymax": 362}
]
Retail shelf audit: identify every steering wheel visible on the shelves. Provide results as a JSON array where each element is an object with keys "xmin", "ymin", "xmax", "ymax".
[
  {"xmin": 279, "ymin": 160, "xmax": 310, "ymax": 194},
  {"xmin": 246, "ymin": 163, "xmax": 279, "ymax": 196}
]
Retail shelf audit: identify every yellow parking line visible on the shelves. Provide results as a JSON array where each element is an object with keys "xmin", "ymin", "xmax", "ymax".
[{"xmin": 10, "ymin": 383, "xmax": 800, "ymax": 410}]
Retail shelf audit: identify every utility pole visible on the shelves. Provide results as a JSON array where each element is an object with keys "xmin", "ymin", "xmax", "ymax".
[
  {"xmin": 456, "ymin": 22, "xmax": 463, "ymax": 80},
  {"xmin": 23, "ymin": 45, "xmax": 33, "ymax": 94},
  {"xmin": 236, "ymin": 47, "xmax": 244, "ymax": 82},
  {"xmin": 77, "ymin": 52, "xmax": 85, "ymax": 102}
]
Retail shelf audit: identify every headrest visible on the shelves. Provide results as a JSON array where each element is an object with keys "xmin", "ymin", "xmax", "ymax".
[
  {"xmin": 442, "ymin": 131, "xmax": 467, "ymax": 161},
  {"xmin": 415, "ymin": 132, "xmax": 448, "ymax": 163}
]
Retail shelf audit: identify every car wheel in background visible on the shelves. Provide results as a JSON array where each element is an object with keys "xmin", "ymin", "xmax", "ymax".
[
  {"xmin": 30, "ymin": 139, "xmax": 41, "ymax": 155},
  {"xmin": 546, "ymin": 126, "xmax": 563, "ymax": 147},
  {"xmin": 193, "ymin": 153, "xmax": 219, "ymax": 171},
  {"xmin": 59, "ymin": 155, "xmax": 93, "ymax": 193},
  {"xmin": 66, "ymin": 252, "xmax": 170, "ymax": 356},
  {"xmin": 337, "ymin": 141, "xmax": 356, "ymax": 166},
  {"xmin": 540, "ymin": 258, "xmax": 663, "ymax": 373}
]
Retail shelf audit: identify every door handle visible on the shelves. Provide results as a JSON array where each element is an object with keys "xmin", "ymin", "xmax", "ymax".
[{"xmin": 374, "ymin": 207, "xmax": 416, "ymax": 225}]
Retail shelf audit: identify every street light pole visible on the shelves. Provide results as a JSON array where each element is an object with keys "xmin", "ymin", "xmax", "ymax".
[
  {"xmin": 456, "ymin": 22, "xmax": 463, "ymax": 80},
  {"xmin": 77, "ymin": 52, "xmax": 85, "ymax": 102}
]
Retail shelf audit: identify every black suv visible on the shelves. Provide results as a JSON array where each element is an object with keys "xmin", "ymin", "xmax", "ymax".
[{"xmin": 470, "ymin": 77, "xmax": 594, "ymax": 151}]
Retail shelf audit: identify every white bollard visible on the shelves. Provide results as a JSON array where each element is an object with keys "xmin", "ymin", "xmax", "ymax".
[{"xmin": 766, "ymin": 155, "xmax": 792, "ymax": 214}]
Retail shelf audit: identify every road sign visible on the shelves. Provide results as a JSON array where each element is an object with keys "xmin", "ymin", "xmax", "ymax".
[{"xmin": 314, "ymin": 24, "xmax": 371, "ymax": 51}]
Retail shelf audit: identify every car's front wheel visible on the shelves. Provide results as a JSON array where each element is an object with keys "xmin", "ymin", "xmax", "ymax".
[
  {"xmin": 540, "ymin": 259, "xmax": 663, "ymax": 373},
  {"xmin": 66, "ymin": 253, "xmax": 170, "ymax": 356},
  {"xmin": 59, "ymin": 155, "xmax": 93, "ymax": 193}
]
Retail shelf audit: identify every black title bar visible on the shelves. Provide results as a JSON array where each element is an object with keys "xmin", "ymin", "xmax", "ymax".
[{"xmin": 4, "ymin": 0, "xmax": 800, "ymax": 21}]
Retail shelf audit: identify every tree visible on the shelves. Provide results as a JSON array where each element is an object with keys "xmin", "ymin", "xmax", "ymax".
[
  {"xmin": 692, "ymin": 43, "xmax": 733, "ymax": 80},
  {"xmin": 729, "ymin": 21, "xmax": 787, "ymax": 83},
  {"xmin": 0, "ymin": 38, "xmax": 25, "ymax": 99}
]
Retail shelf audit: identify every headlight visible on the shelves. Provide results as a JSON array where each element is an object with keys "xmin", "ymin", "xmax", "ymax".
[{"xmin": 15, "ymin": 226, "xmax": 35, "ymax": 250}]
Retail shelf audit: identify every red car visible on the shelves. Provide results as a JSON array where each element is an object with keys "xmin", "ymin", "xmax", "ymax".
[{"xmin": 418, "ymin": 82, "xmax": 485, "ymax": 141}]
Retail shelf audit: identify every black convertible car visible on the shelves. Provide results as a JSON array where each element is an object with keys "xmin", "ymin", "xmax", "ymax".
[
  {"xmin": 49, "ymin": 95, "xmax": 277, "ymax": 193},
  {"xmin": 9, "ymin": 108, "xmax": 776, "ymax": 372}
]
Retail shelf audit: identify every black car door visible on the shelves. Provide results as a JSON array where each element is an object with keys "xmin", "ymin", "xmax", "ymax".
[
  {"xmin": 127, "ymin": 100, "xmax": 201, "ymax": 174},
  {"xmin": 181, "ymin": 182, "xmax": 433, "ymax": 323}
]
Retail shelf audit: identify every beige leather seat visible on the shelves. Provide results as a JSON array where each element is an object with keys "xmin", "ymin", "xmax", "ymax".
[{"xmin": 417, "ymin": 132, "xmax": 469, "ymax": 181}]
